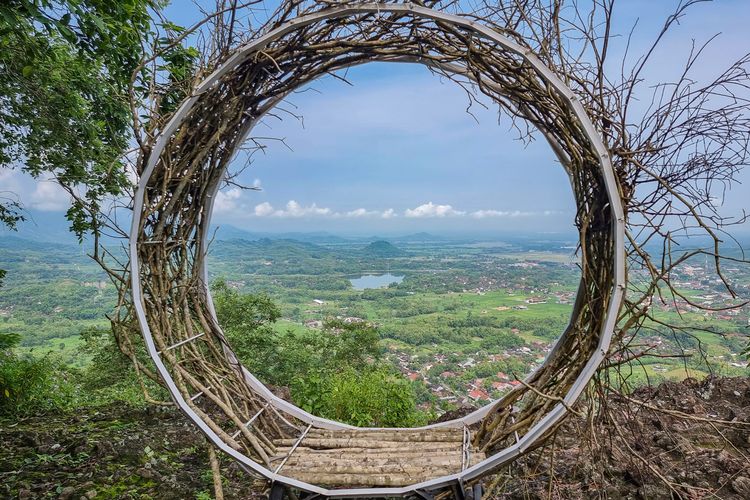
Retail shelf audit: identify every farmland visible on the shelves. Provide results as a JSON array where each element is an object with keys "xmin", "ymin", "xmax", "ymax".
[{"xmin": 2, "ymin": 231, "xmax": 748, "ymax": 413}]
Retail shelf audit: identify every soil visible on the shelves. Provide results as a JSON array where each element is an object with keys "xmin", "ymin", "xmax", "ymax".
[
  {"xmin": 491, "ymin": 376, "xmax": 750, "ymax": 499},
  {"xmin": 1, "ymin": 376, "xmax": 748, "ymax": 499},
  {"xmin": 0, "ymin": 404, "xmax": 266, "ymax": 499}
]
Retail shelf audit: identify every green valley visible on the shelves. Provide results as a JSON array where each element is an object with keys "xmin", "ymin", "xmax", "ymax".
[{"xmin": 2, "ymin": 230, "xmax": 748, "ymax": 415}]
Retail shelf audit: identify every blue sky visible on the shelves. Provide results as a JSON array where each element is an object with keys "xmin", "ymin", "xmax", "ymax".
[
  {"xmin": 211, "ymin": 61, "xmax": 572, "ymax": 235},
  {"xmin": 4, "ymin": 1, "xmax": 749, "ymax": 237}
]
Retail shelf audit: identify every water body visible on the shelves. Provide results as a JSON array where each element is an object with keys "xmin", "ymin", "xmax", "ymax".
[{"xmin": 350, "ymin": 273, "xmax": 404, "ymax": 290}]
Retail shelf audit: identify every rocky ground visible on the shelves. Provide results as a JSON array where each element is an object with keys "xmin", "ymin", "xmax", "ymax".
[
  {"xmin": 0, "ymin": 404, "xmax": 266, "ymax": 499},
  {"xmin": 493, "ymin": 376, "xmax": 750, "ymax": 499},
  {"xmin": 1, "ymin": 376, "xmax": 748, "ymax": 499}
]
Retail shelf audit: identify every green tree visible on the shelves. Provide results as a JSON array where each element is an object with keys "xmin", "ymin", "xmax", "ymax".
[
  {"xmin": 0, "ymin": 332, "xmax": 21, "ymax": 350},
  {"xmin": 0, "ymin": 0, "xmax": 165, "ymax": 288},
  {"xmin": 211, "ymin": 280, "xmax": 425, "ymax": 427},
  {"xmin": 0, "ymin": 0, "xmax": 157, "ymax": 234},
  {"xmin": 211, "ymin": 278, "xmax": 282, "ymax": 380},
  {"xmin": 0, "ymin": 331, "xmax": 76, "ymax": 415},
  {"xmin": 316, "ymin": 367, "xmax": 425, "ymax": 427},
  {"xmin": 77, "ymin": 325, "xmax": 158, "ymax": 404}
]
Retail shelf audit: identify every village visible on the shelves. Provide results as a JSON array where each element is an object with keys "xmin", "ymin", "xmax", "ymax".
[
  {"xmin": 288, "ymin": 255, "xmax": 750, "ymax": 412},
  {"xmin": 388, "ymin": 341, "xmax": 552, "ymax": 409}
]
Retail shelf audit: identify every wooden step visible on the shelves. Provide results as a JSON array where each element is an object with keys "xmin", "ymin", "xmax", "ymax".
[
  {"xmin": 271, "ymin": 427, "xmax": 484, "ymax": 487},
  {"xmin": 271, "ymin": 446, "xmax": 462, "ymax": 460},
  {"xmin": 273, "ymin": 437, "xmax": 462, "ymax": 450},
  {"xmin": 306, "ymin": 428, "xmax": 463, "ymax": 442}
]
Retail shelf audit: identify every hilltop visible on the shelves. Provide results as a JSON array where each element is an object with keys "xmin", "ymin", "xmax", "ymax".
[
  {"xmin": 1, "ymin": 376, "xmax": 748, "ymax": 498},
  {"xmin": 361, "ymin": 240, "xmax": 406, "ymax": 257}
]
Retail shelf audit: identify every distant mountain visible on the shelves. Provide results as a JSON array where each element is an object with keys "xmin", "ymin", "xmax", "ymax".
[
  {"xmin": 271, "ymin": 232, "xmax": 352, "ymax": 244},
  {"xmin": 210, "ymin": 237, "xmax": 335, "ymax": 261},
  {"xmin": 212, "ymin": 225, "xmax": 351, "ymax": 244},
  {"xmin": 0, "ymin": 234, "xmax": 79, "ymax": 253},
  {"xmin": 0, "ymin": 210, "xmax": 128, "ymax": 247},
  {"xmin": 392, "ymin": 232, "xmax": 450, "ymax": 243},
  {"xmin": 0, "ymin": 211, "xmax": 81, "ymax": 245},
  {"xmin": 361, "ymin": 240, "xmax": 406, "ymax": 257},
  {"xmin": 211, "ymin": 225, "xmax": 262, "ymax": 241}
]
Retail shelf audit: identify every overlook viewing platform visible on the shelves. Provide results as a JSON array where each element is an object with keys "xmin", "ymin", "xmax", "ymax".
[{"xmin": 271, "ymin": 427, "xmax": 485, "ymax": 487}]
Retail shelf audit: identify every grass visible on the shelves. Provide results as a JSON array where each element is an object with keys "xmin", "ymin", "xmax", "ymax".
[
  {"xmin": 11, "ymin": 318, "xmax": 109, "ymax": 367},
  {"xmin": 263, "ymin": 279, "xmax": 747, "ymax": 392}
]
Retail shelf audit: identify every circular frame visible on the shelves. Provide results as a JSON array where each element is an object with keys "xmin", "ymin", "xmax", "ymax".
[{"xmin": 129, "ymin": 3, "xmax": 625, "ymax": 497}]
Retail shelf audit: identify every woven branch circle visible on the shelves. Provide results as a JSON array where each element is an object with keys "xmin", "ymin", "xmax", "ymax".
[{"xmin": 129, "ymin": 3, "xmax": 625, "ymax": 496}]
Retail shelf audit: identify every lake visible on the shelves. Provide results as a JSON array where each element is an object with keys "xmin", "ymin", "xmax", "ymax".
[{"xmin": 350, "ymin": 273, "xmax": 404, "ymax": 290}]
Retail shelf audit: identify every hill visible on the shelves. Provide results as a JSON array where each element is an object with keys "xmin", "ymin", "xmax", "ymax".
[
  {"xmin": 361, "ymin": 240, "xmax": 406, "ymax": 257},
  {"xmin": 2, "ymin": 376, "xmax": 748, "ymax": 498}
]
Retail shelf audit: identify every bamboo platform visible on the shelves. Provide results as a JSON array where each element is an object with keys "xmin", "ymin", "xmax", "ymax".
[{"xmin": 271, "ymin": 427, "xmax": 485, "ymax": 487}]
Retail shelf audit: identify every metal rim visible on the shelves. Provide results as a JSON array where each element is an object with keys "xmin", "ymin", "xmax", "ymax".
[{"xmin": 129, "ymin": 3, "xmax": 626, "ymax": 496}]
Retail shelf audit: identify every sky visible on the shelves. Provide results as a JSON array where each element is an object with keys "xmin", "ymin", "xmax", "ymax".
[{"xmin": 4, "ymin": 0, "xmax": 750, "ymax": 237}]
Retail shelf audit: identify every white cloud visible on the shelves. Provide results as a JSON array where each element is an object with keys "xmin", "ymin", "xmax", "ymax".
[
  {"xmin": 345, "ymin": 208, "xmax": 379, "ymax": 218},
  {"xmin": 214, "ymin": 187, "xmax": 244, "ymax": 214},
  {"xmin": 0, "ymin": 171, "xmax": 69, "ymax": 212},
  {"xmin": 254, "ymin": 200, "xmax": 333, "ymax": 218},
  {"xmin": 254, "ymin": 201, "xmax": 274, "ymax": 217},
  {"xmin": 252, "ymin": 178, "xmax": 262, "ymax": 189},
  {"xmin": 29, "ymin": 176, "xmax": 70, "ymax": 211},
  {"xmin": 0, "ymin": 170, "xmax": 22, "ymax": 195},
  {"xmin": 471, "ymin": 209, "xmax": 563, "ymax": 218},
  {"xmin": 281, "ymin": 200, "xmax": 331, "ymax": 217},
  {"xmin": 472, "ymin": 209, "xmax": 528, "ymax": 219},
  {"xmin": 404, "ymin": 202, "xmax": 465, "ymax": 218},
  {"xmin": 248, "ymin": 200, "xmax": 562, "ymax": 222}
]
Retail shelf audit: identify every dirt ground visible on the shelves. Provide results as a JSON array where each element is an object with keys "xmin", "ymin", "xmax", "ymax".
[
  {"xmin": 0, "ymin": 404, "xmax": 266, "ymax": 499},
  {"xmin": 489, "ymin": 376, "xmax": 750, "ymax": 499},
  {"xmin": 1, "ymin": 376, "xmax": 748, "ymax": 499}
]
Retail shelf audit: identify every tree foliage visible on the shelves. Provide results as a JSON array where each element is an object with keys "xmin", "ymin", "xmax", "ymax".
[
  {"xmin": 0, "ymin": 332, "xmax": 76, "ymax": 416},
  {"xmin": 0, "ymin": 0, "xmax": 156, "ymax": 235},
  {"xmin": 211, "ymin": 279, "xmax": 424, "ymax": 427},
  {"xmin": 311, "ymin": 366, "xmax": 425, "ymax": 427}
]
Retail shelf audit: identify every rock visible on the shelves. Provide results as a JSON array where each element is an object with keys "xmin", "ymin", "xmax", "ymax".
[
  {"xmin": 136, "ymin": 467, "xmax": 155, "ymax": 479},
  {"xmin": 732, "ymin": 476, "xmax": 750, "ymax": 496},
  {"xmin": 85, "ymin": 489, "xmax": 98, "ymax": 499},
  {"xmin": 604, "ymin": 485, "xmax": 621, "ymax": 497},
  {"xmin": 59, "ymin": 486, "xmax": 76, "ymax": 499},
  {"xmin": 429, "ymin": 405, "xmax": 479, "ymax": 424},
  {"xmin": 19, "ymin": 432, "xmax": 40, "ymax": 448},
  {"xmin": 641, "ymin": 484, "xmax": 670, "ymax": 498},
  {"xmin": 674, "ymin": 435, "xmax": 693, "ymax": 455},
  {"xmin": 716, "ymin": 450, "xmax": 734, "ymax": 469},
  {"xmin": 267, "ymin": 384, "xmax": 292, "ymax": 402},
  {"xmin": 92, "ymin": 440, "xmax": 115, "ymax": 457},
  {"xmin": 653, "ymin": 432, "xmax": 674, "ymax": 449}
]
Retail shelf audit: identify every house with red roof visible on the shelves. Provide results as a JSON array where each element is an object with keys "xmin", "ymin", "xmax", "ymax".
[{"xmin": 468, "ymin": 389, "xmax": 490, "ymax": 401}]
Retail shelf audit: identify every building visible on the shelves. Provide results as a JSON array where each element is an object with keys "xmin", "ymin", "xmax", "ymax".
[{"xmin": 468, "ymin": 389, "xmax": 490, "ymax": 401}]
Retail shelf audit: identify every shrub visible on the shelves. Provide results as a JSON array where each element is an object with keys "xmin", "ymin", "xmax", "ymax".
[
  {"xmin": 292, "ymin": 366, "xmax": 426, "ymax": 427},
  {"xmin": 78, "ymin": 326, "xmax": 165, "ymax": 407},
  {"xmin": 211, "ymin": 281, "xmax": 426, "ymax": 427},
  {"xmin": 0, "ymin": 335, "xmax": 78, "ymax": 416}
]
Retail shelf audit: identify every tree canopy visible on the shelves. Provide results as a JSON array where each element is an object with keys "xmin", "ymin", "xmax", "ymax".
[
  {"xmin": 211, "ymin": 279, "xmax": 425, "ymax": 426},
  {"xmin": 0, "ymin": 0, "xmax": 156, "ymax": 235}
]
